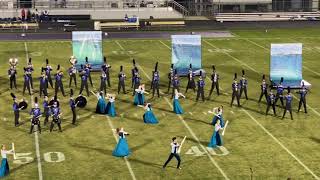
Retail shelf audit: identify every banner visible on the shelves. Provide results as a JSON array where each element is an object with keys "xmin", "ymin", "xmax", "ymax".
[
  {"xmin": 172, "ymin": 35, "xmax": 202, "ymax": 75},
  {"xmin": 72, "ymin": 31, "xmax": 103, "ymax": 70},
  {"xmin": 270, "ymin": 43, "xmax": 302, "ymax": 87}
]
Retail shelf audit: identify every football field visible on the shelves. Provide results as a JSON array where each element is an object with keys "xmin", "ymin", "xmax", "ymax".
[{"xmin": 0, "ymin": 28, "xmax": 320, "ymax": 180}]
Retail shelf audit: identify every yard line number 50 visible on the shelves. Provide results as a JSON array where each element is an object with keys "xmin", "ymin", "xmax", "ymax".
[{"xmin": 13, "ymin": 152, "xmax": 65, "ymax": 164}]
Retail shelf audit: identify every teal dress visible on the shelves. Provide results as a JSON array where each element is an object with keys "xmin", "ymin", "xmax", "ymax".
[
  {"xmin": 173, "ymin": 94, "xmax": 183, "ymax": 114},
  {"xmin": 133, "ymin": 91, "xmax": 145, "ymax": 106},
  {"xmin": 143, "ymin": 107, "xmax": 158, "ymax": 124},
  {"xmin": 107, "ymin": 98, "xmax": 116, "ymax": 117},
  {"xmin": 208, "ymin": 124, "xmax": 223, "ymax": 148},
  {"xmin": 112, "ymin": 132, "xmax": 131, "ymax": 157},
  {"xmin": 96, "ymin": 96, "xmax": 107, "ymax": 114},
  {"xmin": 0, "ymin": 150, "xmax": 10, "ymax": 178}
]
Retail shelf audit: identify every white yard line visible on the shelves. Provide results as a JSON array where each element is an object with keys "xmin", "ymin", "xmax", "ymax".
[
  {"xmin": 25, "ymin": 42, "xmax": 43, "ymax": 180},
  {"xmin": 117, "ymin": 41, "xmax": 229, "ymax": 180},
  {"xmin": 243, "ymin": 39, "xmax": 320, "ymax": 117},
  {"xmin": 204, "ymin": 40, "xmax": 259, "ymax": 74},
  {"xmin": 242, "ymin": 109, "xmax": 320, "ymax": 180},
  {"xmin": 159, "ymin": 40, "xmax": 171, "ymax": 49},
  {"xmin": 204, "ymin": 39, "xmax": 319, "ymax": 178},
  {"xmin": 106, "ymin": 116, "xmax": 137, "ymax": 180}
]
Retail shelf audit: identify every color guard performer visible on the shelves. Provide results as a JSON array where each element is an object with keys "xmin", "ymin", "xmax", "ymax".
[
  {"xmin": 54, "ymin": 65, "xmax": 65, "ymax": 97},
  {"xmin": 0, "ymin": 144, "xmax": 14, "ymax": 178},
  {"xmin": 142, "ymin": 103, "xmax": 158, "ymax": 124},
  {"xmin": 258, "ymin": 74, "xmax": 268, "ymax": 103},
  {"xmin": 239, "ymin": 70, "xmax": 248, "ymax": 100},
  {"xmin": 106, "ymin": 94, "xmax": 116, "ymax": 117},
  {"xmin": 8, "ymin": 66, "xmax": 17, "ymax": 89},
  {"xmin": 196, "ymin": 71, "xmax": 205, "ymax": 102},
  {"xmin": 208, "ymin": 119, "xmax": 223, "ymax": 148},
  {"xmin": 85, "ymin": 57, "xmax": 93, "ymax": 87},
  {"xmin": 79, "ymin": 65, "xmax": 90, "ymax": 97},
  {"xmin": 118, "ymin": 66, "xmax": 126, "ymax": 94},
  {"xmin": 50, "ymin": 102, "xmax": 62, "ymax": 132},
  {"xmin": 266, "ymin": 90, "xmax": 276, "ymax": 116},
  {"xmin": 208, "ymin": 65, "xmax": 220, "ymax": 98},
  {"xmin": 163, "ymin": 137, "xmax": 182, "ymax": 170},
  {"xmin": 185, "ymin": 64, "xmax": 196, "ymax": 93},
  {"xmin": 231, "ymin": 73, "xmax": 240, "ymax": 107},
  {"xmin": 134, "ymin": 84, "xmax": 148, "ymax": 106},
  {"xmin": 101, "ymin": 56, "xmax": 111, "ymax": 87},
  {"xmin": 39, "ymin": 69, "xmax": 48, "ymax": 97},
  {"xmin": 275, "ymin": 77, "xmax": 284, "ymax": 107},
  {"xmin": 297, "ymin": 82, "xmax": 308, "ymax": 113},
  {"xmin": 112, "ymin": 127, "xmax": 131, "ymax": 157},
  {"xmin": 151, "ymin": 62, "xmax": 160, "ymax": 98},
  {"xmin": 167, "ymin": 64, "xmax": 174, "ymax": 93},
  {"xmin": 282, "ymin": 87, "xmax": 293, "ymax": 120},
  {"xmin": 29, "ymin": 97, "xmax": 42, "ymax": 134},
  {"xmin": 45, "ymin": 59, "xmax": 53, "ymax": 88},
  {"xmin": 173, "ymin": 89, "xmax": 185, "ymax": 114}
]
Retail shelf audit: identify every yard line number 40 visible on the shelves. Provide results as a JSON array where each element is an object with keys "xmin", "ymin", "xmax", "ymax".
[{"xmin": 13, "ymin": 152, "xmax": 65, "ymax": 164}]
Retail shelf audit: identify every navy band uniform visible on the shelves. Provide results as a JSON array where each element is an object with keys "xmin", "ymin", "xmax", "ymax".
[
  {"xmin": 196, "ymin": 71, "xmax": 205, "ymax": 102},
  {"xmin": 239, "ymin": 70, "xmax": 248, "ymax": 100},
  {"xmin": 266, "ymin": 90, "xmax": 276, "ymax": 116},
  {"xmin": 231, "ymin": 73, "xmax": 240, "ymax": 107},
  {"xmin": 118, "ymin": 66, "xmax": 126, "ymax": 94},
  {"xmin": 258, "ymin": 74, "xmax": 268, "ymax": 103},
  {"xmin": 208, "ymin": 65, "xmax": 220, "ymax": 97}
]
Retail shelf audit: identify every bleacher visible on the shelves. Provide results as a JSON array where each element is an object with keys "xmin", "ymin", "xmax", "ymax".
[{"xmin": 215, "ymin": 12, "xmax": 320, "ymax": 22}]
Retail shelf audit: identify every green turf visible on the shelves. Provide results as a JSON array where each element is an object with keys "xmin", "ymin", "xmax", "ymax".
[{"xmin": 0, "ymin": 28, "xmax": 320, "ymax": 180}]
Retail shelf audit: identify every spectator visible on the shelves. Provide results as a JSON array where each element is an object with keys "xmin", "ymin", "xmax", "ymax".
[
  {"xmin": 21, "ymin": 8, "xmax": 25, "ymax": 21},
  {"xmin": 124, "ymin": 14, "xmax": 128, "ymax": 22},
  {"xmin": 27, "ymin": 9, "xmax": 31, "ymax": 22},
  {"xmin": 35, "ymin": 9, "xmax": 39, "ymax": 22}
]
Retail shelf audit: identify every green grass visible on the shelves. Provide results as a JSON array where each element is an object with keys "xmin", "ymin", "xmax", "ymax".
[{"xmin": 0, "ymin": 28, "xmax": 320, "ymax": 180}]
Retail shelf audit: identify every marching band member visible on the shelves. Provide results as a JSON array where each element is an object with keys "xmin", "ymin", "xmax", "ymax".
[
  {"xmin": 8, "ymin": 66, "xmax": 17, "ymax": 89},
  {"xmin": 173, "ymin": 89, "xmax": 185, "ymax": 114},
  {"xmin": 50, "ymin": 102, "xmax": 62, "ymax": 132},
  {"xmin": 185, "ymin": 64, "xmax": 196, "ymax": 93},
  {"xmin": 100, "ymin": 71, "xmax": 108, "ymax": 96},
  {"xmin": 239, "ymin": 70, "xmax": 248, "ymax": 100},
  {"xmin": 171, "ymin": 70, "xmax": 180, "ymax": 99},
  {"xmin": 43, "ymin": 96, "xmax": 50, "ymax": 126},
  {"xmin": 196, "ymin": 71, "xmax": 205, "ymax": 102},
  {"xmin": 94, "ymin": 92, "xmax": 107, "ymax": 114},
  {"xmin": 275, "ymin": 77, "xmax": 284, "ymax": 107},
  {"xmin": 132, "ymin": 67, "xmax": 140, "ymax": 96},
  {"xmin": 258, "ymin": 74, "xmax": 268, "ymax": 103},
  {"xmin": 266, "ymin": 89, "xmax": 276, "ymax": 116},
  {"xmin": 134, "ymin": 84, "xmax": 148, "ymax": 106},
  {"xmin": 131, "ymin": 59, "xmax": 138, "ymax": 88},
  {"xmin": 0, "ymin": 144, "xmax": 14, "ymax": 177},
  {"xmin": 45, "ymin": 59, "xmax": 53, "ymax": 88},
  {"xmin": 11, "ymin": 93, "xmax": 23, "ymax": 127},
  {"xmin": 30, "ymin": 97, "xmax": 42, "ymax": 134},
  {"xmin": 69, "ymin": 89, "xmax": 77, "ymax": 125},
  {"xmin": 26, "ymin": 58, "xmax": 34, "ymax": 89},
  {"xmin": 68, "ymin": 64, "xmax": 77, "ymax": 88},
  {"xmin": 23, "ymin": 68, "xmax": 31, "ymax": 95},
  {"xmin": 142, "ymin": 103, "xmax": 158, "ymax": 124},
  {"xmin": 282, "ymin": 87, "xmax": 293, "ymax": 120},
  {"xmin": 39, "ymin": 69, "xmax": 48, "ymax": 97},
  {"xmin": 151, "ymin": 62, "xmax": 160, "ymax": 98},
  {"xmin": 79, "ymin": 64, "xmax": 90, "ymax": 97},
  {"xmin": 54, "ymin": 65, "xmax": 66, "ymax": 97},
  {"xmin": 231, "ymin": 73, "xmax": 240, "ymax": 107},
  {"xmin": 118, "ymin": 66, "xmax": 126, "ymax": 94},
  {"xmin": 106, "ymin": 94, "xmax": 116, "ymax": 117},
  {"xmin": 297, "ymin": 82, "xmax": 308, "ymax": 113},
  {"xmin": 101, "ymin": 56, "xmax": 111, "ymax": 87},
  {"xmin": 85, "ymin": 57, "xmax": 93, "ymax": 87},
  {"xmin": 208, "ymin": 119, "xmax": 223, "ymax": 148},
  {"xmin": 112, "ymin": 127, "xmax": 131, "ymax": 157},
  {"xmin": 208, "ymin": 65, "xmax": 220, "ymax": 98},
  {"xmin": 162, "ymin": 137, "xmax": 182, "ymax": 170},
  {"xmin": 167, "ymin": 64, "xmax": 174, "ymax": 93}
]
